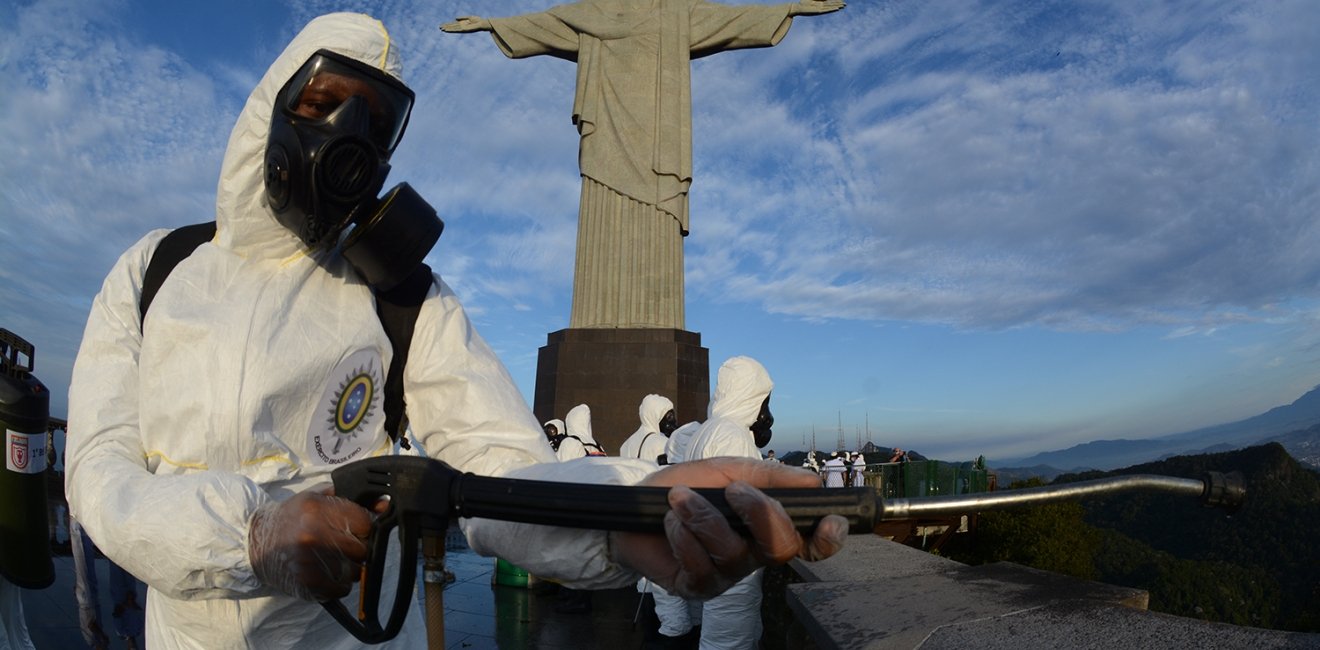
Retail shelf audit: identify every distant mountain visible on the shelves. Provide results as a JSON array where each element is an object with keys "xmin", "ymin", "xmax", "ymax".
[
  {"xmin": 990, "ymin": 464, "xmax": 1075, "ymax": 485},
  {"xmin": 1167, "ymin": 386, "xmax": 1320, "ymax": 446},
  {"xmin": 993, "ymin": 385, "xmax": 1320, "ymax": 473}
]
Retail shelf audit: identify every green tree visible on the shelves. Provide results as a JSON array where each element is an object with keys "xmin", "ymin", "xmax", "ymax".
[
  {"xmin": 1091, "ymin": 528, "xmax": 1282, "ymax": 628},
  {"xmin": 943, "ymin": 478, "xmax": 1099, "ymax": 580}
]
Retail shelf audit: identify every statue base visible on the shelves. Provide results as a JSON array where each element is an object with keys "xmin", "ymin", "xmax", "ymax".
[{"xmin": 534, "ymin": 328, "xmax": 709, "ymax": 455}]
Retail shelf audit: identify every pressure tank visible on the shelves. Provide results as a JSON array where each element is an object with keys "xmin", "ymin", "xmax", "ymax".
[{"xmin": 0, "ymin": 329, "xmax": 54, "ymax": 588}]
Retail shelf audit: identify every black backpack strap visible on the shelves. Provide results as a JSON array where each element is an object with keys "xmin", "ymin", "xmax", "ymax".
[
  {"xmin": 562, "ymin": 434, "xmax": 603, "ymax": 456},
  {"xmin": 373, "ymin": 264, "xmax": 433, "ymax": 444},
  {"xmin": 139, "ymin": 221, "xmax": 216, "ymax": 329},
  {"xmin": 636, "ymin": 432, "xmax": 658, "ymax": 458}
]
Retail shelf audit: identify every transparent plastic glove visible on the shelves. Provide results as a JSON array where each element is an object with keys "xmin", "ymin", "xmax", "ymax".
[
  {"xmin": 609, "ymin": 457, "xmax": 848, "ymax": 599},
  {"xmin": 248, "ymin": 484, "xmax": 376, "ymax": 601}
]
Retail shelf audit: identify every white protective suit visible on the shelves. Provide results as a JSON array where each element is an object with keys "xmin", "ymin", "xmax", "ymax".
[
  {"xmin": 823, "ymin": 456, "xmax": 847, "ymax": 487},
  {"xmin": 556, "ymin": 403, "xmax": 601, "ymax": 460},
  {"xmin": 666, "ymin": 356, "xmax": 773, "ymax": 649},
  {"xmin": 804, "ymin": 450, "xmax": 821, "ymax": 472},
  {"xmin": 624, "ymin": 395, "xmax": 673, "ymax": 596},
  {"xmin": 664, "ymin": 421, "xmax": 701, "ymax": 465},
  {"xmin": 64, "ymin": 13, "xmax": 653, "ymax": 649},
  {"xmin": 618, "ymin": 394, "xmax": 673, "ymax": 462}
]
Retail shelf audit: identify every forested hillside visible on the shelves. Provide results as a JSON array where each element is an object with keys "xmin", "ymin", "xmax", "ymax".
[{"xmin": 940, "ymin": 443, "xmax": 1320, "ymax": 631}]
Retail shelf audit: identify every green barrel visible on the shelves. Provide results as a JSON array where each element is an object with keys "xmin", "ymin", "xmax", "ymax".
[
  {"xmin": 0, "ymin": 330, "xmax": 54, "ymax": 589},
  {"xmin": 493, "ymin": 558, "xmax": 530, "ymax": 587}
]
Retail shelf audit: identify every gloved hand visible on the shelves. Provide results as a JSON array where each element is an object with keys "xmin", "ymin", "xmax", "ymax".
[
  {"xmin": 248, "ymin": 485, "xmax": 377, "ymax": 601},
  {"xmin": 609, "ymin": 457, "xmax": 848, "ymax": 599}
]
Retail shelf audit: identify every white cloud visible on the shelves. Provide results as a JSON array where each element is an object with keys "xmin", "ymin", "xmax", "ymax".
[
  {"xmin": 1, "ymin": 0, "xmax": 241, "ymax": 411},
  {"xmin": 669, "ymin": 0, "xmax": 1320, "ymax": 333}
]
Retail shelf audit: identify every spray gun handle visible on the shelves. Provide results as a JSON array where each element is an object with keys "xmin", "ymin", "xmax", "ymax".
[
  {"xmin": 322, "ymin": 456, "xmax": 453, "ymax": 644},
  {"xmin": 320, "ymin": 455, "xmax": 876, "ymax": 643}
]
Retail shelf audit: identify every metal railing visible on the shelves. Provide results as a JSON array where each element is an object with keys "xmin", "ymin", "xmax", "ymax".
[{"xmin": 863, "ymin": 460, "xmax": 991, "ymax": 498}]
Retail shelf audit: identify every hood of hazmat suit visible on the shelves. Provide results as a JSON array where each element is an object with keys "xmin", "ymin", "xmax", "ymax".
[
  {"xmin": 565, "ymin": 404, "xmax": 594, "ymax": 441},
  {"xmin": 618, "ymin": 394, "xmax": 673, "ymax": 461},
  {"xmin": 685, "ymin": 357, "xmax": 772, "ymax": 463},
  {"xmin": 64, "ymin": 13, "xmax": 653, "ymax": 649}
]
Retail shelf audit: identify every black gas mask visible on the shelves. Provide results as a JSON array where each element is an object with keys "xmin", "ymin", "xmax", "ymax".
[
  {"xmin": 750, "ymin": 396, "xmax": 774, "ymax": 448},
  {"xmin": 265, "ymin": 49, "xmax": 443, "ymax": 291},
  {"xmin": 659, "ymin": 409, "xmax": 678, "ymax": 436}
]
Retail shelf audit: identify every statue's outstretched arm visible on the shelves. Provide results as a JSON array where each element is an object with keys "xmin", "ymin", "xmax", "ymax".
[
  {"xmin": 789, "ymin": 0, "xmax": 846, "ymax": 16},
  {"xmin": 441, "ymin": 16, "xmax": 493, "ymax": 33}
]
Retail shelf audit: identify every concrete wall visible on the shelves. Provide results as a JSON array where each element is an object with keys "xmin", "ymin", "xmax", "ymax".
[{"xmin": 787, "ymin": 535, "xmax": 1320, "ymax": 649}]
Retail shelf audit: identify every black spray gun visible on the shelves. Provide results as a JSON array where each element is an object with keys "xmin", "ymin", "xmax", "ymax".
[{"xmin": 324, "ymin": 455, "xmax": 1246, "ymax": 643}]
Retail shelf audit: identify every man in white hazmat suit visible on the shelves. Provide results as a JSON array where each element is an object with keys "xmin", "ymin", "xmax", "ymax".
[
  {"xmin": 620, "ymin": 394, "xmax": 678, "ymax": 621},
  {"xmin": 823, "ymin": 453, "xmax": 847, "ymax": 488},
  {"xmin": 555, "ymin": 403, "xmax": 604, "ymax": 460},
  {"xmin": 658, "ymin": 356, "xmax": 780, "ymax": 648},
  {"xmin": 543, "ymin": 418, "xmax": 567, "ymax": 452},
  {"xmin": 551, "ymin": 403, "xmax": 607, "ymax": 614},
  {"xmin": 619, "ymin": 394, "xmax": 676, "ymax": 462},
  {"xmin": 850, "ymin": 452, "xmax": 866, "ymax": 488},
  {"xmin": 64, "ymin": 13, "xmax": 846, "ymax": 649}
]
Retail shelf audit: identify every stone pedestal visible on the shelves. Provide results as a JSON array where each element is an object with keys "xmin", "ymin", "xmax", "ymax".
[{"xmin": 534, "ymin": 329, "xmax": 709, "ymax": 454}]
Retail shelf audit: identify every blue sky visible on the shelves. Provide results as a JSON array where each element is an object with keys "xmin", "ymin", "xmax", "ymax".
[{"xmin": 3, "ymin": 0, "xmax": 1319, "ymax": 463}]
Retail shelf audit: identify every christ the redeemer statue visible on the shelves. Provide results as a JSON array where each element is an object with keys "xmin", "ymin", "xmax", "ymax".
[{"xmin": 443, "ymin": 0, "xmax": 845, "ymax": 330}]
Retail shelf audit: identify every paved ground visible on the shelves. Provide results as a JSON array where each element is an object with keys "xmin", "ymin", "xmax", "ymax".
[
  {"xmin": 24, "ymin": 552, "xmax": 146, "ymax": 649},
  {"xmin": 440, "ymin": 542, "xmax": 653, "ymax": 649}
]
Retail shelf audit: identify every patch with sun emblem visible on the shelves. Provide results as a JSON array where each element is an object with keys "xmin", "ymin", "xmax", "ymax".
[{"xmin": 307, "ymin": 349, "xmax": 384, "ymax": 465}]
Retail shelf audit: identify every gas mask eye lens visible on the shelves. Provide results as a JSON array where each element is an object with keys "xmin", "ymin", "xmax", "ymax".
[
  {"xmin": 294, "ymin": 89, "xmax": 339, "ymax": 120},
  {"xmin": 278, "ymin": 50, "xmax": 414, "ymax": 153}
]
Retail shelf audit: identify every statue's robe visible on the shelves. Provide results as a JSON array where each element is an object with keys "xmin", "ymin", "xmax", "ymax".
[{"xmin": 487, "ymin": 0, "xmax": 795, "ymax": 328}]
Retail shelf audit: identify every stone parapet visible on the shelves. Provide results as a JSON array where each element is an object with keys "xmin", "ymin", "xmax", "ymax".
[{"xmin": 787, "ymin": 535, "xmax": 1318, "ymax": 649}]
